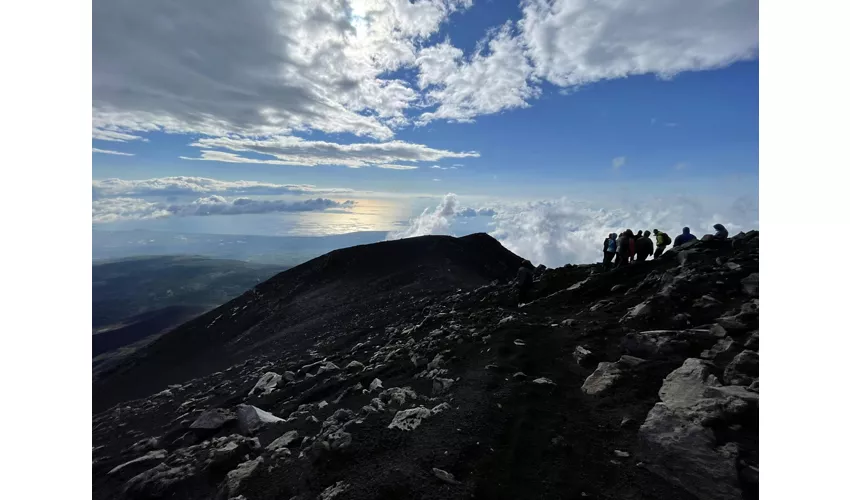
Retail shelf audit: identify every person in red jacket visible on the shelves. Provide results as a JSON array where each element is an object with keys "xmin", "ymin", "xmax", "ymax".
[{"xmin": 628, "ymin": 229, "xmax": 637, "ymax": 263}]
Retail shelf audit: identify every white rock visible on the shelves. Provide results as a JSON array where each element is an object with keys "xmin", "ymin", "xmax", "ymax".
[
  {"xmin": 433, "ymin": 468, "xmax": 461, "ymax": 484},
  {"xmin": 658, "ymin": 358, "xmax": 721, "ymax": 410},
  {"xmin": 581, "ymin": 362, "xmax": 622, "ymax": 395},
  {"xmin": 236, "ymin": 404, "xmax": 284, "ymax": 435},
  {"xmin": 532, "ymin": 377, "xmax": 556, "ymax": 386},
  {"xmin": 369, "ymin": 378, "xmax": 383, "ymax": 392},
  {"xmin": 388, "ymin": 407, "xmax": 432, "ymax": 431},
  {"xmin": 249, "ymin": 372, "xmax": 282, "ymax": 396}
]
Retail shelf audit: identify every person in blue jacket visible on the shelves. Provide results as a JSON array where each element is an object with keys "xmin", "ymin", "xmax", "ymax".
[
  {"xmin": 673, "ymin": 227, "xmax": 697, "ymax": 247},
  {"xmin": 602, "ymin": 232, "xmax": 617, "ymax": 270}
]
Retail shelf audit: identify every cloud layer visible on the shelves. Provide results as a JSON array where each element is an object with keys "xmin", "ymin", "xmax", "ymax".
[
  {"xmin": 93, "ymin": 0, "xmax": 758, "ymax": 162},
  {"xmin": 389, "ymin": 192, "xmax": 759, "ymax": 267},
  {"xmin": 92, "ymin": 176, "xmax": 353, "ymax": 199},
  {"xmin": 92, "ymin": 195, "xmax": 354, "ymax": 223},
  {"xmin": 180, "ymin": 136, "xmax": 478, "ymax": 168}
]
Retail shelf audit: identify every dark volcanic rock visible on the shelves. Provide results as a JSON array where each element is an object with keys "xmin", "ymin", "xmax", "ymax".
[{"xmin": 93, "ymin": 232, "xmax": 759, "ymax": 500}]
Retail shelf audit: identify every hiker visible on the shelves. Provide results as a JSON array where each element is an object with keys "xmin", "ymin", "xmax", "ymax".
[
  {"xmin": 636, "ymin": 230, "xmax": 654, "ymax": 261},
  {"xmin": 653, "ymin": 229, "xmax": 671, "ymax": 258},
  {"xmin": 673, "ymin": 226, "xmax": 697, "ymax": 247},
  {"xmin": 616, "ymin": 230, "xmax": 633, "ymax": 268},
  {"xmin": 602, "ymin": 232, "xmax": 617, "ymax": 271},
  {"xmin": 516, "ymin": 260, "xmax": 534, "ymax": 303},
  {"xmin": 628, "ymin": 229, "xmax": 637, "ymax": 263},
  {"xmin": 713, "ymin": 223, "xmax": 729, "ymax": 240}
]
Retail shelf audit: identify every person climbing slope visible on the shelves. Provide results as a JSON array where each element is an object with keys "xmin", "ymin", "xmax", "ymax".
[{"xmin": 673, "ymin": 227, "xmax": 697, "ymax": 247}]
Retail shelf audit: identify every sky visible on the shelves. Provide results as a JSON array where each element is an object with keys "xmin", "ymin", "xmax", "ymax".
[{"xmin": 92, "ymin": 0, "xmax": 759, "ymax": 266}]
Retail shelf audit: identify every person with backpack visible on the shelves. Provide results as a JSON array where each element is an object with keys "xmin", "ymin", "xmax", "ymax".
[
  {"xmin": 653, "ymin": 229, "xmax": 672, "ymax": 258},
  {"xmin": 616, "ymin": 230, "xmax": 634, "ymax": 268},
  {"xmin": 628, "ymin": 230, "xmax": 637, "ymax": 263},
  {"xmin": 602, "ymin": 232, "xmax": 617, "ymax": 271},
  {"xmin": 673, "ymin": 227, "xmax": 697, "ymax": 247},
  {"xmin": 636, "ymin": 230, "xmax": 654, "ymax": 261}
]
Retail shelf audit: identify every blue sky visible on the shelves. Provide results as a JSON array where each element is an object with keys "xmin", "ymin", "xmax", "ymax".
[{"xmin": 92, "ymin": 0, "xmax": 759, "ymax": 264}]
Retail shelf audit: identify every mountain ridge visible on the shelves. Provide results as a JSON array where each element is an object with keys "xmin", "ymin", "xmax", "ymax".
[{"xmin": 93, "ymin": 231, "xmax": 759, "ymax": 500}]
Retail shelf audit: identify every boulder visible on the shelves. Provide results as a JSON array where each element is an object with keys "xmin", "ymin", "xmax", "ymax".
[
  {"xmin": 741, "ymin": 273, "xmax": 759, "ymax": 297},
  {"xmin": 723, "ymin": 350, "xmax": 759, "ymax": 386},
  {"xmin": 236, "ymin": 405, "xmax": 284, "ymax": 435},
  {"xmin": 388, "ymin": 407, "xmax": 432, "ymax": 431},
  {"xmin": 315, "ymin": 362, "xmax": 340, "ymax": 375},
  {"xmin": 379, "ymin": 387, "xmax": 418, "ymax": 407},
  {"xmin": 532, "ymin": 377, "xmax": 556, "ymax": 386},
  {"xmin": 218, "ymin": 457, "xmax": 263, "ymax": 499},
  {"xmin": 282, "ymin": 371, "xmax": 296, "ymax": 382},
  {"xmin": 700, "ymin": 337, "xmax": 738, "ymax": 364},
  {"xmin": 581, "ymin": 362, "xmax": 622, "ymax": 395},
  {"xmin": 190, "ymin": 408, "xmax": 236, "ymax": 432},
  {"xmin": 573, "ymin": 345, "xmax": 594, "ymax": 366},
  {"xmin": 249, "ymin": 372, "xmax": 281, "ymax": 396},
  {"xmin": 658, "ymin": 358, "xmax": 721, "ymax": 410},
  {"xmin": 433, "ymin": 468, "xmax": 461, "ymax": 485},
  {"xmin": 266, "ymin": 430, "xmax": 300, "ymax": 452},
  {"xmin": 344, "ymin": 360, "xmax": 365, "ymax": 372},
  {"xmin": 638, "ymin": 404, "xmax": 742, "ymax": 500},
  {"xmin": 369, "ymin": 378, "xmax": 383, "ymax": 392}
]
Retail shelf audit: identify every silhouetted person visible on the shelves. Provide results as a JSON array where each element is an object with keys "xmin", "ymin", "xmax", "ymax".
[
  {"xmin": 602, "ymin": 232, "xmax": 617, "ymax": 271},
  {"xmin": 673, "ymin": 227, "xmax": 697, "ymax": 247},
  {"xmin": 628, "ymin": 229, "xmax": 637, "ymax": 263},
  {"xmin": 636, "ymin": 230, "xmax": 654, "ymax": 261},
  {"xmin": 516, "ymin": 260, "xmax": 534, "ymax": 303},
  {"xmin": 652, "ymin": 229, "xmax": 671, "ymax": 259},
  {"xmin": 713, "ymin": 223, "xmax": 729, "ymax": 240},
  {"xmin": 616, "ymin": 230, "xmax": 634, "ymax": 268}
]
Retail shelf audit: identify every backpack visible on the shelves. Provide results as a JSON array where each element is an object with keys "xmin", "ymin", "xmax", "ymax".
[
  {"xmin": 661, "ymin": 232, "xmax": 672, "ymax": 245},
  {"xmin": 606, "ymin": 238, "xmax": 617, "ymax": 253}
]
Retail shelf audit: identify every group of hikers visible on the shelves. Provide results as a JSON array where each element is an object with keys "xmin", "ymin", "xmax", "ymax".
[{"xmin": 602, "ymin": 223, "xmax": 729, "ymax": 271}]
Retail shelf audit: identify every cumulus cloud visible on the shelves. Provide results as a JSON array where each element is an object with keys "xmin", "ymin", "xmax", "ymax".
[
  {"xmin": 92, "ymin": 195, "xmax": 354, "ymax": 223},
  {"xmin": 416, "ymin": 24, "xmax": 539, "ymax": 124},
  {"xmin": 92, "ymin": 0, "xmax": 758, "ymax": 157},
  {"xmin": 92, "ymin": 176, "xmax": 353, "ymax": 199},
  {"xmin": 93, "ymin": 0, "xmax": 471, "ymax": 141},
  {"xmin": 180, "ymin": 136, "xmax": 478, "ymax": 168},
  {"xmin": 387, "ymin": 192, "xmax": 459, "ymax": 239},
  {"xmin": 389, "ymin": 193, "xmax": 759, "ymax": 266},
  {"xmin": 519, "ymin": 0, "xmax": 759, "ymax": 87},
  {"xmin": 612, "ymin": 156, "xmax": 626, "ymax": 170},
  {"xmin": 93, "ymin": 148, "xmax": 135, "ymax": 156}
]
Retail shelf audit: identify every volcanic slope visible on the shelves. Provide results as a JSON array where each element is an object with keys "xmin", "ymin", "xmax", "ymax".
[{"xmin": 93, "ymin": 231, "xmax": 759, "ymax": 500}]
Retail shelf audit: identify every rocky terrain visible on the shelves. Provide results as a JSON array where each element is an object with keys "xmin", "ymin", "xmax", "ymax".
[{"xmin": 93, "ymin": 231, "xmax": 759, "ymax": 500}]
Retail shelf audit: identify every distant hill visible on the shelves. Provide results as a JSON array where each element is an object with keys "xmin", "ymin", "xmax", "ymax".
[
  {"xmin": 92, "ymin": 255, "xmax": 284, "ymax": 359},
  {"xmin": 92, "ymin": 229, "xmax": 389, "ymax": 266}
]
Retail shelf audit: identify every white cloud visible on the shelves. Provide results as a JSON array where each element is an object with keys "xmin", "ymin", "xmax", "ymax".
[
  {"xmin": 674, "ymin": 162, "xmax": 689, "ymax": 171},
  {"xmin": 388, "ymin": 192, "xmax": 759, "ymax": 266},
  {"xmin": 181, "ymin": 135, "xmax": 478, "ymax": 168},
  {"xmin": 519, "ymin": 0, "xmax": 759, "ymax": 88},
  {"xmin": 387, "ymin": 192, "xmax": 458, "ymax": 239},
  {"xmin": 416, "ymin": 23, "xmax": 539, "ymax": 124},
  {"xmin": 93, "ymin": 0, "xmax": 472, "ymax": 141},
  {"xmin": 430, "ymin": 165, "xmax": 457, "ymax": 170},
  {"xmin": 92, "ymin": 129, "xmax": 148, "ymax": 143},
  {"xmin": 92, "ymin": 195, "xmax": 354, "ymax": 223},
  {"xmin": 92, "ymin": 176, "xmax": 353, "ymax": 199},
  {"xmin": 92, "ymin": 148, "xmax": 135, "ymax": 156},
  {"xmin": 373, "ymin": 164, "xmax": 419, "ymax": 170},
  {"xmin": 612, "ymin": 156, "xmax": 626, "ymax": 170}
]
